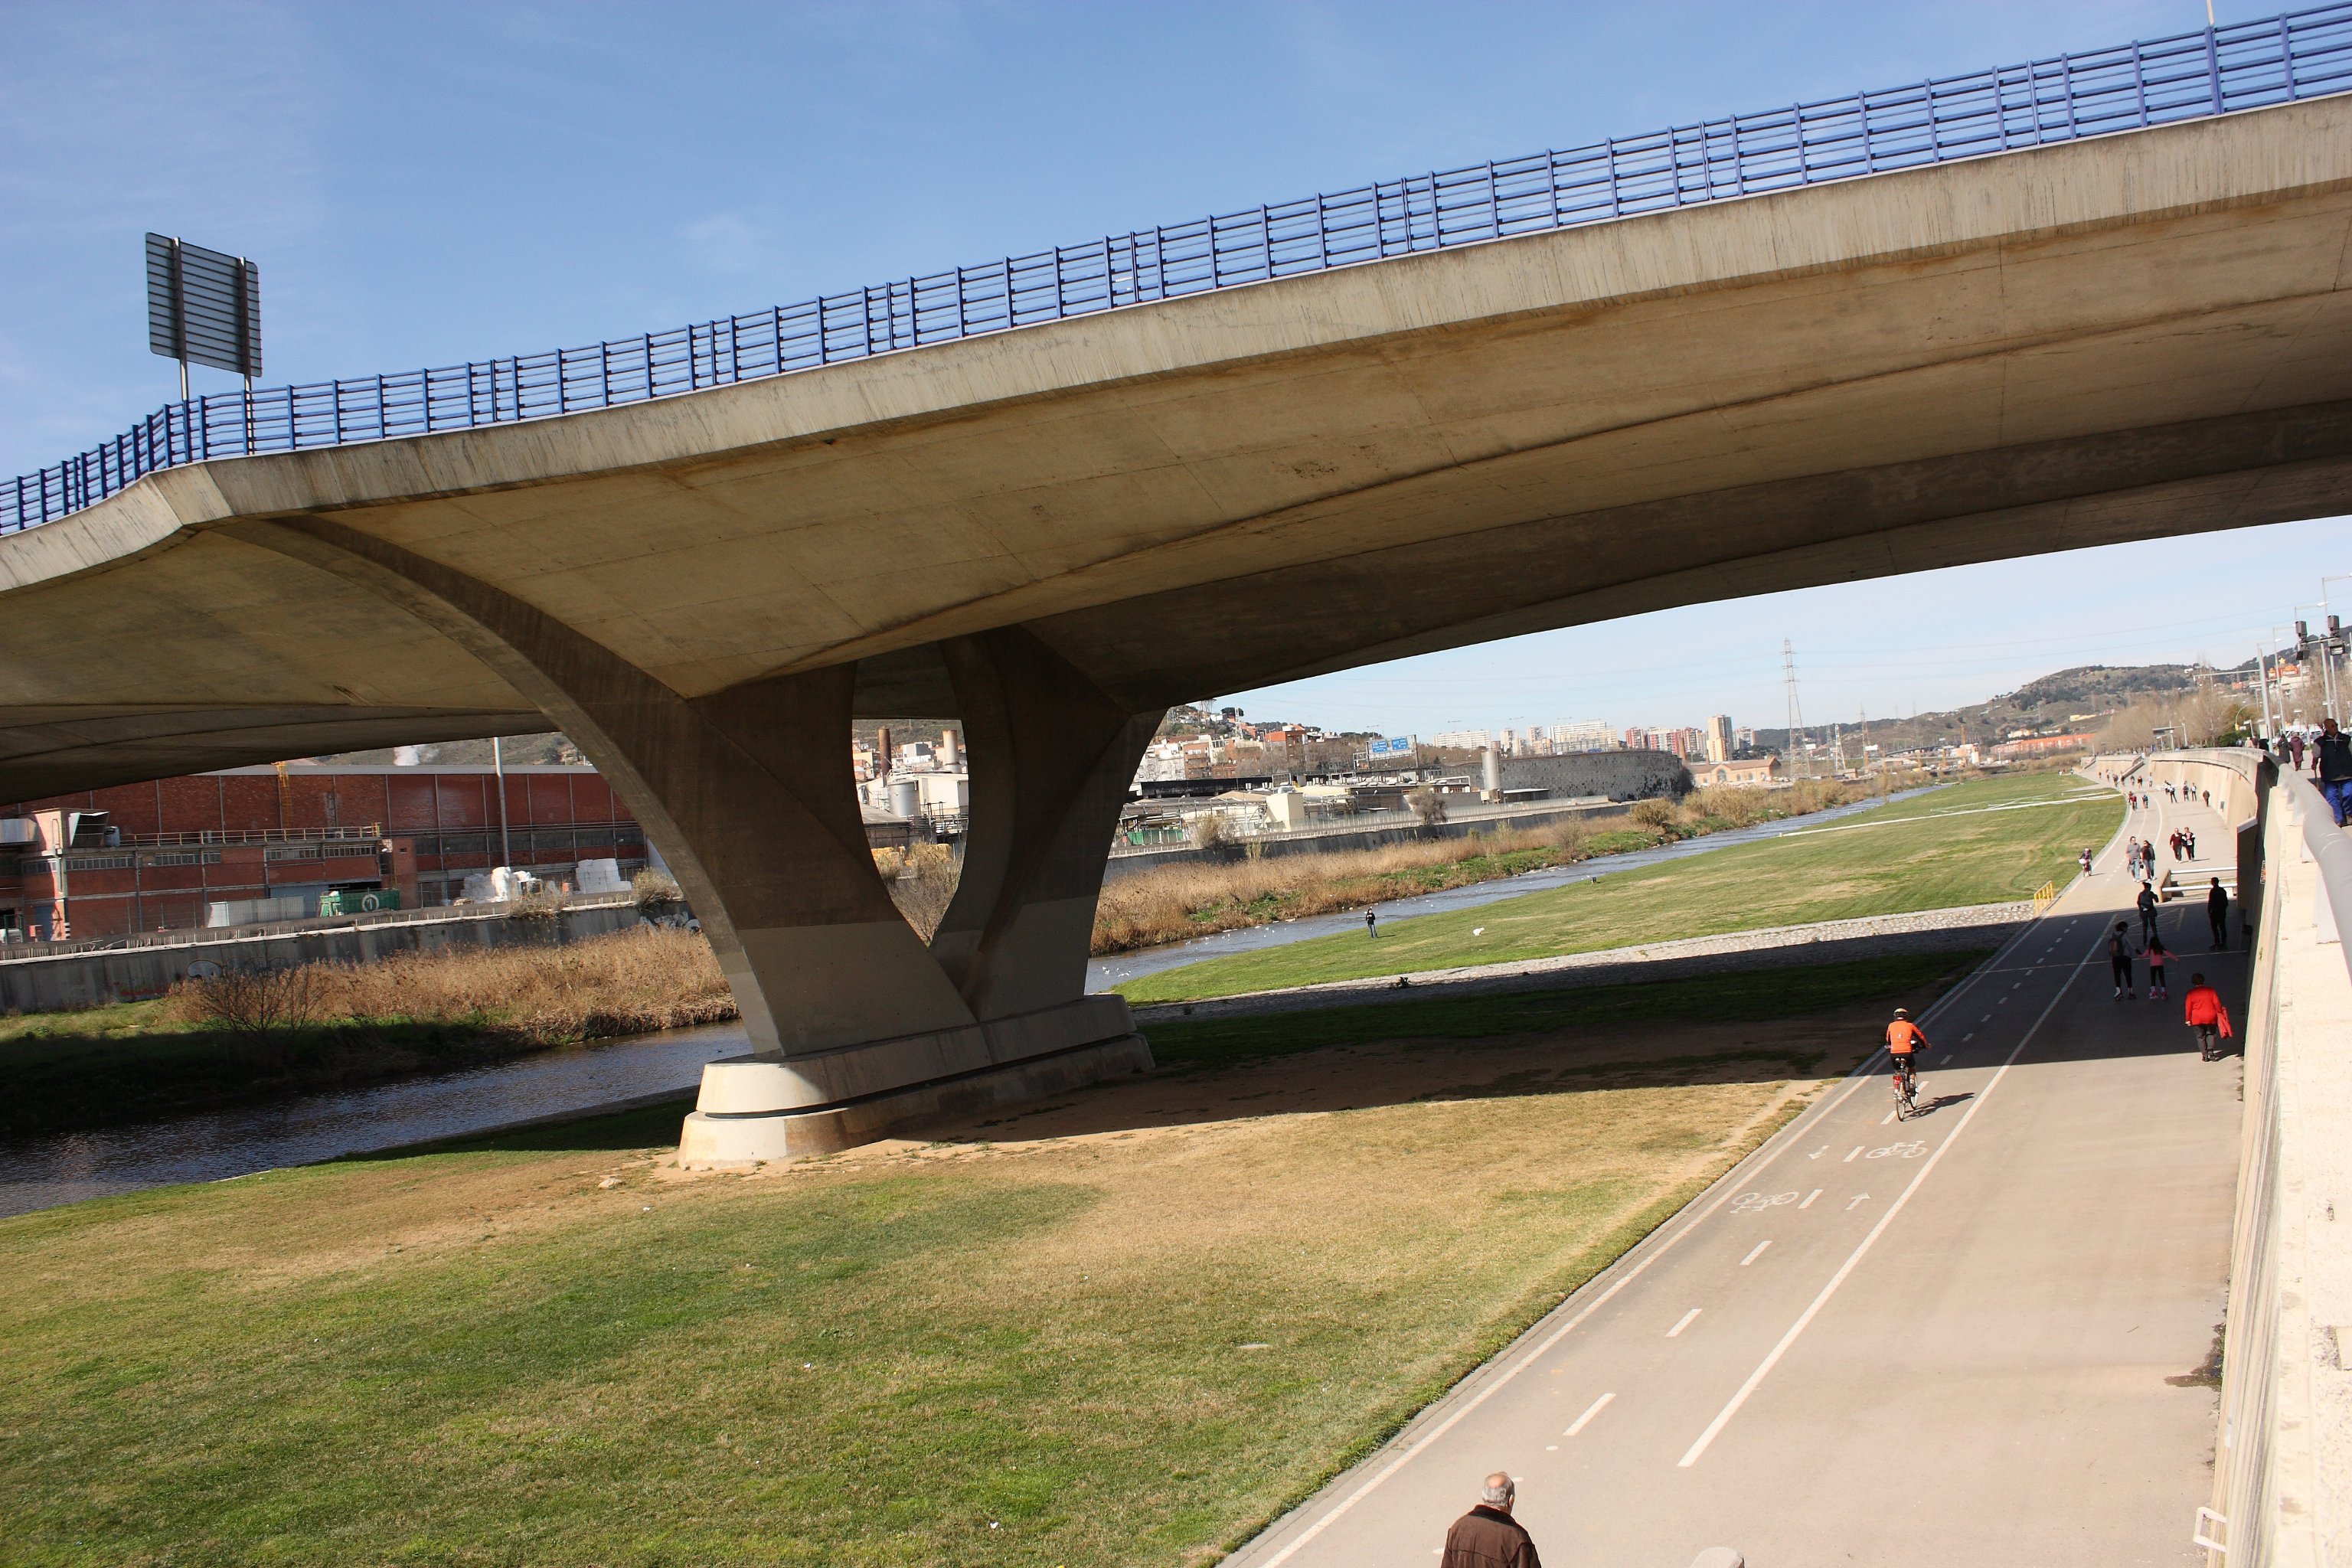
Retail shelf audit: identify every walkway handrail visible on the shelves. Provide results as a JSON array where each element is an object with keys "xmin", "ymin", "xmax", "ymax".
[
  {"xmin": 7, "ymin": 5, "xmax": 2350, "ymax": 534},
  {"xmin": 2275, "ymin": 767, "xmax": 2352, "ymax": 989}
]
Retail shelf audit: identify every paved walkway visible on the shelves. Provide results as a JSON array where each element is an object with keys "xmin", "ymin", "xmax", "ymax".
[{"xmin": 1227, "ymin": 789, "xmax": 2246, "ymax": 1568}]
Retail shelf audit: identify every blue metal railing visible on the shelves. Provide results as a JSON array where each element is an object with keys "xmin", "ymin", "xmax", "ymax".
[{"xmin": 8, "ymin": 4, "xmax": 2350, "ymax": 534}]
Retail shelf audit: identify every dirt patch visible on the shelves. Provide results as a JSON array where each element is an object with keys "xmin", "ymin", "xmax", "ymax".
[{"xmin": 714, "ymin": 997, "xmax": 1882, "ymax": 1177}]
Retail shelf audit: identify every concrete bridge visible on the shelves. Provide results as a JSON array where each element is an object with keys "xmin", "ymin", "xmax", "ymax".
[{"xmin": 4, "ymin": 15, "xmax": 2350, "ymax": 1158}]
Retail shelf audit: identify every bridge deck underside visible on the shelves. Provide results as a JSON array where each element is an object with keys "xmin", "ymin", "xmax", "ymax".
[{"xmin": 3, "ymin": 99, "xmax": 2349, "ymax": 802}]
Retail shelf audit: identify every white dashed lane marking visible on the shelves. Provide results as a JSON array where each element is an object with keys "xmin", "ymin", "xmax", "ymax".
[
  {"xmin": 1668, "ymin": 1309, "xmax": 1703, "ymax": 1338},
  {"xmin": 1564, "ymin": 1393, "xmax": 1614, "ymax": 1436},
  {"xmin": 1741, "ymin": 1241, "xmax": 1772, "ymax": 1266}
]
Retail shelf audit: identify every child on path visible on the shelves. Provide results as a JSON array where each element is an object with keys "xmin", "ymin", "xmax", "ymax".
[{"xmin": 2145, "ymin": 935, "xmax": 2172, "ymax": 1001}]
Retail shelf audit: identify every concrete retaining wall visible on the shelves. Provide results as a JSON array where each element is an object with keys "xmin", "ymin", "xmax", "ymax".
[
  {"xmin": 0, "ymin": 900, "xmax": 648, "ymax": 1012},
  {"xmin": 2206, "ymin": 766, "xmax": 2352, "ymax": 1565},
  {"xmin": 2148, "ymin": 748, "xmax": 2274, "ymax": 940}
]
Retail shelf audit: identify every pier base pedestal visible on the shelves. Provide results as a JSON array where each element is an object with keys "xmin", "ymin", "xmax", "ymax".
[{"xmin": 676, "ymin": 994, "xmax": 1152, "ymax": 1167}]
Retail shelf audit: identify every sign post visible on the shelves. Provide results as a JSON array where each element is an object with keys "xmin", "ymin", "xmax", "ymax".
[{"xmin": 145, "ymin": 234, "xmax": 261, "ymax": 400}]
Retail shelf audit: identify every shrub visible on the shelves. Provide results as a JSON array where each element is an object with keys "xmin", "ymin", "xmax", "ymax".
[
  {"xmin": 631, "ymin": 868, "xmax": 684, "ymax": 916},
  {"xmin": 507, "ymin": 888, "xmax": 567, "ymax": 923},
  {"xmin": 1687, "ymin": 786, "xmax": 1769, "ymax": 828},
  {"xmin": 174, "ymin": 965, "xmax": 326, "ymax": 1040},
  {"xmin": 1627, "ymin": 798, "xmax": 1681, "ymax": 832}
]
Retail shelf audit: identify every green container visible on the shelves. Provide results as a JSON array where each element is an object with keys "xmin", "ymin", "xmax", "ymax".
[{"xmin": 318, "ymin": 888, "xmax": 400, "ymax": 916}]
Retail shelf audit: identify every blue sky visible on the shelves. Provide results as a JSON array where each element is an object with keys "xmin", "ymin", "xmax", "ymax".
[{"xmin": 4, "ymin": 0, "xmax": 2344, "ymax": 737}]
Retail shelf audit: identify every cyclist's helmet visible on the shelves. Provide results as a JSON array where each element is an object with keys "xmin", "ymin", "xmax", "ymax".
[{"xmin": 1891, "ymin": 1007, "xmax": 1909, "ymax": 1020}]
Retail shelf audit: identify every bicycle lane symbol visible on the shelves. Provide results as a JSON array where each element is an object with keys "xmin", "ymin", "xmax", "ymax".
[
  {"xmin": 1864, "ymin": 1141, "xmax": 1928, "ymax": 1160},
  {"xmin": 1730, "ymin": 1191, "xmax": 1801, "ymax": 1215}
]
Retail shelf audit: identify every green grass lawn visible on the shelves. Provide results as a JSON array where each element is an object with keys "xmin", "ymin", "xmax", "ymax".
[
  {"xmin": 1119, "ymin": 773, "xmax": 2115, "ymax": 1003},
  {"xmin": 0, "ymin": 954, "xmax": 1980, "ymax": 1568}
]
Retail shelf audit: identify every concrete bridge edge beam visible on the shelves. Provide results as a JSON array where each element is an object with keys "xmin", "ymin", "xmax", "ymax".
[{"xmin": 224, "ymin": 518, "xmax": 1152, "ymax": 1161}]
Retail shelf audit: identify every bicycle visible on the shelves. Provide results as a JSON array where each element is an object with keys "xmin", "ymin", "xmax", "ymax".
[{"xmin": 1891, "ymin": 1054, "xmax": 1920, "ymax": 1119}]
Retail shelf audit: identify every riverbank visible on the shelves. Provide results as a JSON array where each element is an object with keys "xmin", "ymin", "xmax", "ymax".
[
  {"xmin": 1118, "ymin": 773, "xmax": 2115, "ymax": 1002},
  {"xmin": 1092, "ymin": 779, "xmax": 1874, "ymax": 956},
  {"xmin": 0, "ymin": 927, "xmax": 730, "ymax": 1140}
]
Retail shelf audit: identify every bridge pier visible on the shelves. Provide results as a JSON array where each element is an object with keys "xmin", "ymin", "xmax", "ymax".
[{"xmin": 234, "ymin": 520, "xmax": 1157, "ymax": 1165}]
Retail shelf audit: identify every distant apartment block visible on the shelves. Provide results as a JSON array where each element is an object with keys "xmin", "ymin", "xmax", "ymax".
[
  {"xmin": 1550, "ymin": 719, "xmax": 1615, "ymax": 753},
  {"xmin": 1706, "ymin": 714, "xmax": 1735, "ymax": 763}
]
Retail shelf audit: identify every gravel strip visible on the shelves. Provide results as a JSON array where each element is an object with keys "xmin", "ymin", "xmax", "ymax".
[{"xmin": 1130, "ymin": 901, "xmax": 2035, "ymax": 1024}]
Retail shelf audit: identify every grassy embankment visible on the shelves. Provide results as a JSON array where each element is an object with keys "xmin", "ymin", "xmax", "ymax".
[
  {"xmin": 0, "ymin": 950, "xmax": 1978, "ymax": 1568},
  {"xmin": 1119, "ymin": 771, "xmax": 2117, "ymax": 1004},
  {"xmin": 1087, "ymin": 779, "xmax": 1873, "ymax": 955},
  {"xmin": 0, "ymin": 928, "xmax": 730, "ymax": 1139}
]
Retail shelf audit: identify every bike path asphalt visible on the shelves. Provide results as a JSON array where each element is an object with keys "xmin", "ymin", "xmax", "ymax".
[{"xmin": 1225, "ymin": 789, "xmax": 2246, "ymax": 1568}]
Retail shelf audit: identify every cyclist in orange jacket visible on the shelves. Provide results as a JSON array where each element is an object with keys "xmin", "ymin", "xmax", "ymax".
[{"xmin": 1886, "ymin": 1007, "xmax": 1930, "ymax": 1108}]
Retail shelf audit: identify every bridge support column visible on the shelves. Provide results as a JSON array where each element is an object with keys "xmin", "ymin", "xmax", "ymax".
[{"xmin": 234, "ymin": 521, "xmax": 1155, "ymax": 1165}]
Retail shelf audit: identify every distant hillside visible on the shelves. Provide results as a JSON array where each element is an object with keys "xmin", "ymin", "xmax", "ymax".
[{"xmin": 1749, "ymin": 660, "xmax": 2249, "ymax": 756}]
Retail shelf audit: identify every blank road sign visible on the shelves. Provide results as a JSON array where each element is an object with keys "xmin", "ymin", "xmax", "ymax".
[{"xmin": 145, "ymin": 234, "xmax": 260, "ymax": 380}]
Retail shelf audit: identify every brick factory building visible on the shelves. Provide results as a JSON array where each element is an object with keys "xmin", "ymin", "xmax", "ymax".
[{"xmin": 0, "ymin": 765, "xmax": 649, "ymax": 940}]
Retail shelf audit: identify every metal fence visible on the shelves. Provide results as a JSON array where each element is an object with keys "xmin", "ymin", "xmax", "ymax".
[{"xmin": 8, "ymin": 4, "xmax": 2350, "ymax": 534}]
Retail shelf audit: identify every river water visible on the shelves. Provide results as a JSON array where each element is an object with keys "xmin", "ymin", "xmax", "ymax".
[
  {"xmin": 2, "ymin": 790, "xmax": 1926, "ymax": 1219},
  {"xmin": 0, "ymin": 1021, "xmax": 749, "ymax": 1220}
]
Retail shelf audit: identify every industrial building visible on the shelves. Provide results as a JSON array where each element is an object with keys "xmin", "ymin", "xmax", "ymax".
[{"xmin": 0, "ymin": 764, "xmax": 648, "ymax": 940}]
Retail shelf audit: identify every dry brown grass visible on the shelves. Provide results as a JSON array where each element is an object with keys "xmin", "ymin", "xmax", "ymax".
[
  {"xmin": 164, "ymin": 925, "xmax": 736, "ymax": 1045},
  {"xmin": 873, "ymin": 841, "xmax": 958, "ymax": 940},
  {"xmin": 1093, "ymin": 815, "xmax": 1603, "ymax": 955}
]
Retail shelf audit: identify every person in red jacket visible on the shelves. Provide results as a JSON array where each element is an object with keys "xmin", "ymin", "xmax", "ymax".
[{"xmin": 2183, "ymin": 974, "xmax": 2233, "ymax": 1062}]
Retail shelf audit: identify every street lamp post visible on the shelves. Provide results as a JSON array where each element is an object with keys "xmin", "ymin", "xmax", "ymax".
[{"xmin": 2295, "ymin": 606, "xmax": 2333, "ymax": 728}]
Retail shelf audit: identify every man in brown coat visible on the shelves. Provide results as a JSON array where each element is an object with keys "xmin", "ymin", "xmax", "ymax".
[{"xmin": 1441, "ymin": 1472, "xmax": 1542, "ymax": 1567}]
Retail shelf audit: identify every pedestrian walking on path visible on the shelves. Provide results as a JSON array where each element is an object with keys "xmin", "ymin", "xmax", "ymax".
[
  {"xmin": 2138, "ymin": 880, "xmax": 2161, "ymax": 943},
  {"xmin": 2208, "ymin": 877, "xmax": 2230, "ymax": 949},
  {"xmin": 2291, "ymin": 732, "xmax": 2308, "ymax": 772},
  {"xmin": 2184, "ymin": 973, "xmax": 2233, "ymax": 1062},
  {"xmin": 2318, "ymin": 718, "xmax": 2352, "ymax": 825},
  {"xmin": 2110, "ymin": 921, "xmax": 2138, "ymax": 1001},
  {"xmin": 1441, "ymin": 1474, "xmax": 1542, "ymax": 1568},
  {"xmin": 2080, "ymin": 848, "xmax": 2095, "ymax": 878},
  {"xmin": 2145, "ymin": 935, "xmax": 2173, "ymax": 1001}
]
